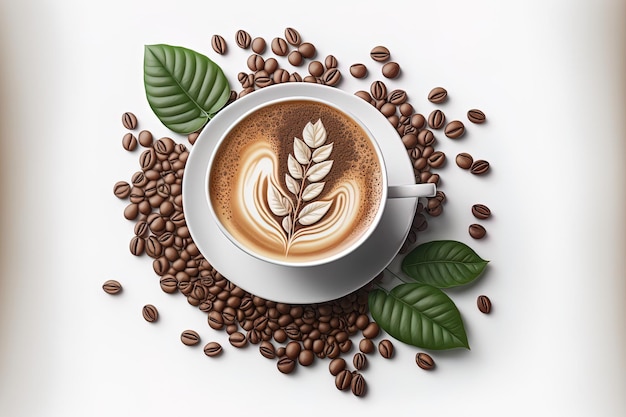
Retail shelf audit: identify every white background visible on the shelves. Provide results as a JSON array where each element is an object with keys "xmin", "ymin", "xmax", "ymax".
[{"xmin": 1, "ymin": 0, "xmax": 625, "ymax": 416}]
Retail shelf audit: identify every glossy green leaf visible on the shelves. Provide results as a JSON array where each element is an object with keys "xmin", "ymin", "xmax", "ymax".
[
  {"xmin": 369, "ymin": 283, "xmax": 469, "ymax": 350},
  {"xmin": 401, "ymin": 240, "xmax": 488, "ymax": 288},
  {"xmin": 144, "ymin": 44, "xmax": 231, "ymax": 134}
]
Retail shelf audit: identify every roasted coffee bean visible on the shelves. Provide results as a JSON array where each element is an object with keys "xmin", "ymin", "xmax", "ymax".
[
  {"xmin": 359, "ymin": 338, "xmax": 375, "ymax": 354},
  {"xmin": 229, "ymin": 331, "xmax": 247, "ymax": 348},
  {"xmin": 456, "ymin": 152, "xmax": 473, "ymax": 169},
  {"xmin": 322, "ymin": 68, "xmax": 341, "ymax": 86},
  {"xmin": 123, "ymin": 203, "xmax": 139, "ymax": 220},
  {"xmin": 203, "ymin": 341, "xmax": 222, "ymax": 357},
  {"xmin": 351, "ymin": 373, "xmax": 366, "ymax": 397},
  {"xmin": 289, "ymin": 72, "xmax": 302, "ymax": 82},
  {"xmin": 298, "ymin": 349, "xmax": 314, "ymax": 366},
  {"xmin": 128, "ymin": 186, "xmax": 144, "ymax": 204},
  {"xmin": 370, "ymin": 81, "xmax": 387, "ymax": 100},
  {"xmin": 122, "ymin": 133, "xmax": 137, "ymax": 151},
  {"xmin": 254, "ymin": 70, "xmax": 273, "ymax": 88},
  {"xmin": 122, "ymin": 112, "xmax": 137, "ymax": 129},
  {"xmin": 469, "ymin": 223, "xmax": 487, "ymax": 239},
  {"xmin": 113, "ymin": 181, "xmax": 131, "ymax": 199},
  {"xmin": 428, "ymin": 87, "xmax": 447, "ymax": 104},
  {"xmin": 411, "ymin": 113, "xmax": 426, "ymax": 129},
  {"xmin": 181, "ymin": 330, "xmax": 200, "ymax": 346},
  {"xmin": 298, "ymin": 42, "xmax": 316, "ymax": 58},
  {"xmin": 416, "ymin": 352, "xmax": 435, "ymax": 370},
  {"xmin": 259, "ymin": 341, "xmax": 276, "ymax": 359},
  {"xmin": 402, "ymin": 134, "xmax": 418, "ymax": 149},
  {"xmin": 138, "ymin": 130, "xmax": 153, "ymax": 147},
  {"xmin": 187, "ymin": 131, "xmax": 199, "ymax": 145},
  {"xmin": 428, "ymin": 109, "xmax": 446, "ymax": 129},
  {"xmin": 472, "ymin": 204, "xmax": 491, "ymax": 219},
  {"xmin": 349, "ymin": 63, "xmax": 367, "ymax": 78},
  {"xmin": 370, "ymin": 45, "xmax": 390, "ymax": 62},
  {"xmin": 355, "ymin": 90, "xmax": 372, "ymax": 102},
  {"xmin": 211, "ymin": 34, "xmax": 227, "ymax": 54},
  {"xmin": 251, "ymin": 37, "xmax": 266, "ymax": 54},
  {"xmin": 380, "ymin": 103, "xmax": 396, "ymax": 117},
  {"xmin": 131, "ymin": 171, "xmax": 147, "ymax": 188},
  {"xmin": 477, "ymin": 295, "xmax": 492, "ymax": 314},
  {"xmin": 335, "ymin": 369, "xmax": 352, "ymax": 390},
  {"xmin": 436, "ymin": 190, "xmax": 447, "ymax": 202},
  {"xmin": 287, "ymin": 50, "xmax": 303, "ymax": 66},
  {"xmin": 470, "ymin": 160, "xmax": 490, "ymax": 175},
  {"xmin": 324, "ymin": 54, "xmax": 338, "ymax": 69},
  {"xmin": 363, "ymin": 322, "xmax": 379, "ymax": 339},
  {"xmin": 285, "ymin": 341, "xmax": 301, "ymax": 360},
  {"xmin": 445, "ymin": 120, "xmax": 465, "ymax": 138},
  {"xmin": 152, "ymin": 256, "xmax": 169, "ymax": 276},
  {"xmin": 159, "ymin": 275, "xmax": 178, "ymax": 294},
  {"xmin": 235, "ymin": 29, "xmax": 251, "ymax": 49},
  {"xmin": 329, "ymin": 357, "xmax": 346, "ymax": 376},
  {"xmin": 382, "ymin": 61, "xmax": 400, "ymax": 79},
  {"xmin": 417, "ymin": 129, "xmax": 435, "ymax": 147},
  {"xmin": 102, "ymin": 279, "xmax": 122, "ymax": 295},
  {"xmin": 271, "ymin": 37, "xmax": 289, "ymax": 56},
  {"xmin": 139, "ymin": 148, "xmax": 156, "ymax": 170},
  {"xmin": 208, "ymin": 310, "xmax": 224, "ymax": 330},
  {"xmin": 398, "ymin": 103, "xmax": 413, "ymax": 118},
  {"xmin": 414, "ymin": 157, "xmax": 427, "ymax": 170},
  {"xmin": 277, "ymin": 356, "xmax": 296, "ymax": 374},
  {"xmin": 129, "ymin": 236, "xmax": 145, "ymax": 256},
  {"xmin": 467, "ymin": 108, "xmax": 486, "ymax": 124},
  {"xmin": 353, "ymin": 352, "xmax": 367, "ymax": 370},
  {"xmin": 247, "ymin": 54, "xmax": 264, "ymax": 72},
  {"xmin": 284, "ymin": 27, "xmax": 301, "ymax": 46},
  {"xmin": 142, "ymin": 304, "xmax": 158, "ymax": 322},
  {"xmin": 145, "ymin": 236, "xmax": 163, "ymax": 258},
  {"xmin": 378, "ymin": 339, "xmax": 394, "ymax": 358},
  {"xmin": 308, "ymin": 61, "xmax": 324, "ymax": 77},
  {"xmin": 388, "ymin": 89, "xmax": 407, "ymax": 104},
  {"xmin": 428, "ymin": 151, "xmax": 446, "ymax": 168}
]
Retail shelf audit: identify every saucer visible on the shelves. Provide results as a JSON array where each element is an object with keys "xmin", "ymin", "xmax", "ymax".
[{"xmin": 183, "ymin": 83, "xmax": 417, "ymax": 303}]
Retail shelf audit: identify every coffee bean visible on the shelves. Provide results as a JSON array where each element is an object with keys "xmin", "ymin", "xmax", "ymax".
[
  {"xmin": 289, "ymin": 72, "xmax": 302, "ymax": 82},
  {"xmin": 142, "ymin": 304, "xmax": 158, "ymax": 322},
  {"xmin": 271, "ymin": 37, "xmax": 289, "ymax": 56},
  {"xmin": 139, "ymin": 149, "xmax": 156, "ymax": 171},
  {"xmin": 246, "ymin": 54, "xmax": 264, "ymax": 72},
  {"xmin": 329, "ymin": 357, "xmax": 346, "ymax": 376},
  {"xmin": 416, "ymin": 352, "xmax": 435, "ymax": 370},
  {"xmin": 298, "ymin": 349, "xmax": 314, "ymax": 366},
  {"xmin": 298, "ymin": 42, "xmax": 316, "ymax": 58},
  {"xmin": 159, "ymin": 275, "xmax": 178, "ymax": 294},
  {"xmin": 131, "ymin": 171, "xmax": 147, "ymax": 188},
  {"xmin": 355, "ymin": 90, "xmax": 372, "ymax": 102},
  {"xmin": 208, "ymin": 310, "xmax": 224, "ymax": 330},
  {"xmin": 382, "ymin": 61, "xmax": 400, "ymax": 79},
  {"xmin": 428, "ymin": 87, "xmax": 447, "ymax": 104},
  {"xmin": 203, "ymin": 341, "xmax": 222, "ymax": 357},
  {"xmin": 363, "ymin": 322, "xmax": 379, "ymax": 339},
  {"xmin": 370, "ymin": 45, "xmax": 390, "ymax": 62},
  {"xmin": 351, "ymin": 372, "xmax": 366, "ymax": 397},
  {"xmin": 285, "ymin": 341, "xmax": 301, "ymax": 360},
  {"xmin": 477, "ymin": 295, "xmax": 492, "ymax": 314},
  {"xmin": 251, "ymin": 37, "xmax": 266, "ymax": 54},
  {"xmin": 324, "ymin": 55, "xmax": 338, "ymax": 69},
  {"xmin": 145, "ymin": 235, "xmax": 163, "ymax": 258},
  {"xmin": 350, "ymin": 63, "xmax": 367, "ymax": 78},
  {"xmin": 254, "ymin": 70, "xmax": 273, "ymax": 88},
  {"xmin": 102, "ymin": 279, "xmax": 122, "ymax": 295},
  {"xmin": 411, "ymin": 113, "xmax": 426, "ymax": 129},
  {"xmin": 284, "ymin": 27, "xmax": 301, "ymax": 46},
  {"xmin": 277, "ymin": 356, "xmax": 296, "ymax": 374},
  {"xmin": 444, "ymin": 120, "xmax": 465, "ymax": 138},
  {"xmin": 359, "ymin": 338, "xmax": 375, "ymax": 354},
  {"xmin": 211, "ymin": 34, "xmax": 227, "ymax": 54},
  {"xmin": 428, "ymin": 110, "xmax": 446, "ymax": 129},
  {"xmin": 322, "ymin": 68, "xmax": 341, "ymax": 86},
  {"xmin": 138, "ymin": 130, "xmax": 153, "ymax": 147},
  {"xmin": 472, "ymin": 204, "xmax": 491, "ymax": 219},
  {"xmin": 113, "ymin": 181, "xmax": 131, "ymax": 199},
  {"xmin": 378, "ymin": 339, "xmax": 394, "ymax": 358},
  {"xmin": 122, "ymin": 112, "xmax": 137, "ymax": 130},
  {"xmin": 469, "ymin": 223, "xmax": 486, "ymax": 239},
  {"xmin": 353, "ymin": 352, "xmax": 367, "ymax": 370},
  {"xmin": 122, "ymin": 133, "xmax": 137, "ymax": 151},
  {"xmin": 187, "ymin": 131, "xmax": 199, "ymax": 145},
  {"xmin": 229, "ymin": 331, "xmax": 247, "ymax": 348},
  {"xmin": 399, "ymin": 103, "xmax": 413, "ymax": 117},
  {"xmin": 428, "ymin": 151, "xmax": 446, "ymax": 168},
  {"xmin": 370, "ymin": 81, "xmax": 387, "ymax": 100},
  {"xmin": 123, "ymin": 203, "xmax": 139, "ymax": 220},
  {"xmin": 287, "ymin": 50, "xmax": 303, "ymax": 66},
  {"xmin": 259, "ymin": 341, "xmax": 276, "ymax": 359},
  {"xmin": 129, "ymin": 236, "xmax": 145, "ymax": 256},
  {"xmin": 417, "ymin": 129, "xmax": 435, "ymax": 147},
  {"xmin": 388, "ymin": 89, "xmax": 407, "ymax": 105},
  {"xmin": 380, "ymin": 103, "xmax": 396, "ymax": 117},
  {"xmin": 470, "ymin": 159, "xmax": 490, "ymax": 175},
  {"xmin": 402, "ymin": 134, "xmax": 418, "ymax": 149},
  {"xmin": 456, "ymin": 152, "xmax": 473, "ymax": 169},
  {"xmin": 335, "ymin": 369, "xmax": 352, "ymax": 390},
  {"xmin": 181, "ymin": 330, "xmax": 200, "ymax": 346},
  {"xmin": 308, "ymin": 60, "xmax": 324, "ymax": 77},
  {"xmin": 467, "ymin": 108, "xmax": 486, "ymax": 124},
  {"xmin": 235, "ymin": 29, "xmax": 251, "ymax": 49}
]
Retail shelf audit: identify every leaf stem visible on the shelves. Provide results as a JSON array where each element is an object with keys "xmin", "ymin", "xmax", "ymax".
[{"xmin": 384, "ymin": 267, "xmax": 412, "ymax": 284}]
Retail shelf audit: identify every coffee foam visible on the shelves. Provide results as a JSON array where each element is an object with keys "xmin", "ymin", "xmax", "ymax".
[{"xmin": 209, "ymin": 100, "xmax": 383, "ymax": 264}]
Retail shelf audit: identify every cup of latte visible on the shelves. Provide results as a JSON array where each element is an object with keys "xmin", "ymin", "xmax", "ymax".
[{"xmin": 207, "ymin": 88, "xmax": 435, "ymax": 267}]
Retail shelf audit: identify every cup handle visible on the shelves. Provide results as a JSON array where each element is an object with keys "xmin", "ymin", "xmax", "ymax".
[{"xmin": 388, "ymin": 183, "xmax": 436, "ymax": 199}]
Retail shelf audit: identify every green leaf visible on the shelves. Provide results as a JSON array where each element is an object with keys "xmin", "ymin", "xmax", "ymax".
[
  {"xmin": 401, "ymin": 240, "xmax": 488, "ymax": 288},
  {"xmin": 369, "ymin": 283, "xmax": 469, "ymax": 350},
  {"xmin": 144, "ymin": 44, "xmax": 231, "ymax": 134}
]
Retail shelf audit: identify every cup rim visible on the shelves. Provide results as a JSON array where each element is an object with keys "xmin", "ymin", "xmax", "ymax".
[{"xmin": 205, "ymin": 93, "xmax": 389, "ymax": 268}]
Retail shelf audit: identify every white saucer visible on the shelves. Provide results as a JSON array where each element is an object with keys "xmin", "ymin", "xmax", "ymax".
[{"xmin": 183, "ymin": 83, "xmax": 417, "ymax": 303}]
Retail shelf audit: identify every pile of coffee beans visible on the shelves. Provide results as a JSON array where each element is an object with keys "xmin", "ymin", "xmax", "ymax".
[{"xmin": 108, "ymin": 28, "xmax": 494, "ymax": 397}]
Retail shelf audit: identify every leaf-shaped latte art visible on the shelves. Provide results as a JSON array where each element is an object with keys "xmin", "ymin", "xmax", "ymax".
[
  {"xmin": 282, "ymin": 215, "xmax": 291, "ymax": 234},
  {"xmin": 301, "ymin": 182, "xmax": 325, "ymax": 201},
  {"xmin": 287, "ymin": 154, "xmax": 303, "ymax": 179},
  {"xmin": 267, "ymin": 183, "xmax": 290, "ymax": 216},
  {"xmin": 293, "ymin": 138, "xmax": 311, "ymax": 165},
  {"xmin": 298, "ymin": 200, "xmax": 333, "ymax": 226},
  {"xmin": 303, "ymin": 119, "xmax": 327, "ymax": 148},
  {"xmin": 306, "ymin": 160, "xmax": 333, "ymax": 182},
  {"xmin": 285, "ymin": 174, "xmax": 300, "ymax": 195},
  {"xmin": 312, "ymin": 143, "xmax": 333, "ymax": 163}
]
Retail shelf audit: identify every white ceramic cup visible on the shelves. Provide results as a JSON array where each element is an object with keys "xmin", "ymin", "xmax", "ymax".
[{"xmin": 206, "ymin": 92, "xmax": 435, "ymax": 268}]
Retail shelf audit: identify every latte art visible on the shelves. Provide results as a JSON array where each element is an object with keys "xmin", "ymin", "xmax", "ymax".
[{"xmin": 209, "ymin": 100, "xmax": 382, "ymax": 264}]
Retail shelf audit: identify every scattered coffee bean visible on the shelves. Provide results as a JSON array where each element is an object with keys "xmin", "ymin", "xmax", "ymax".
[
  {"xmin": 416, "ymin": 352, "xmax": 435, "ymax": 370},
  {"xmin": 308, "ymin": 60, "xmax": 324, "ymax": 77},
  {"xmin": 467, "ymin": 108, "xmax": 486, "ymax": 124},
  {"xmin": 298, "ymin": 349, "xmax": 315, "ymax": 366},
  {"xmin": 181, "ymin": 330, "xmax": 200, "ymax": 346},
  {"xmin": 370, "ymin": 81, "xmax": 387, "ymax": 100},
  {"xmin": 370, "ymin": 45, "xmax": 390, "ymax": 62},
  {"xmin": 287, "ymin": 50, "xmax": 303, "ymax": 66},
  {"xmin": 388, "ymin": 89, "xmax": 407, "ymax": 104},
  {"xmin": 351, "ymin": 372, "xmax": 366, "ymax": 397},
  {"xmin": 277, "ymin": 356, "xmax": 296, "ymax": 374},
  {"xmin": 363, "ymin": 322, "xmax": 380, "ymax": 339},
  {"xmin": 472, "ymin": 204, "xmax": 491, "ymax": 219},
  {"xmin": 353, "ymin": 352, "xmax": 367, "ymax": 370},
  {"xmin": 137, "ymin": 130, "xmax": 153, "ymax": 148},
  {"xmin": 470, "ymin": 159, "xmax": 490, "ymax": 175},
  {"xmin": 142, "ymin": 304, "xmax": 158, "ymax": 322},
  {"xmin": 417, "ymin": 129, "xmax": 435, "ymax": 147},
  {"xmin": 159, "ymin": 275, "xmax": 178, "ymax": 294},
  {"xmin": 264, "ymin": 57, "xmax": 278, "ymax": 73},
  {"xmin": 428, "ymin": 151, "xmax": 446, "ymax": 168},
  {"xmin": 355, "ymin": 90, "xmax": 372, "ymax": 102},
  {"xmin": 428, "ymin": 87, "xmax": 447, "ymax": 104},
  {"xmin": 122, "ymin": 133, "xmax": 137, "ymax": 151},
  {"xmin": 204, "ymin": 341, "xmax": 223, "ymax": 357},
  {"xmin": 235, "ymin": 29, "xmax": 251, "ymax": 49},
  {"xmin": 298, "ymin": 42, "xmax": 316, "ymax": 58},
  {"xmin": 259, "ymin": 341, "xmax": 276, "ymax": 359},
  {"xmin": 122, "ymin": 112, "xmax": 137, "ymax": 130},
  {"xmin": 477, "ymin": 295, "xmax": 492, "ymax": 314},
  {"xmin": 350, "ymin": 63, "xmax": 367, "ymax": 78},
  {"xmin": 211, "ymin": 34, "xmax": 227, "ymax": 55},
  {"xmin": 469, "ymin": 223, "xmax": 487, "ymax": 239},
  {"xmin": 456, "ymin": 152, "xmax": 473, "ymax": 169},
  {"xmin": 322, "ymin": 68, "xmax": 341, "ymax": 86},
  {"xmin": 271, "ymin": 37, "xmax": 289, "ymax": 56},
  {"xmin": 113, "ymin": 181, "xmax": 131, "ymax": 199},
  {"xmin": 324, "ymin": 55, "xmax": 338, "ymax": 69},
  {"xmin": 411, "ymin": 113, "xmax": 426, "ymax": 129},
  {"xmin": 329, "ymin": 357, "xmax": 346, "ymax": 376},
  {"xmin": 359, "ymin": 338, "xmax": 375, "ymax": 354},
  {"xmin": 102, "ymin": 279, "xmax": 122, "ymax": 295},
  {"xmin": 382, "ymin": 62, "xmax": 400, "ymax": 79},
  {"xmin": 428, "ymin": 109, "xmax": 446, "ymax": 129},
  {"xmin": 229, "ymin": 331, "xmax": 247, "ymax": 348},
  {"xmin": 284, "ymin": 27, "xmax": 301, "ymax": 46},
  {"xmin": 402, "ymin": 134, "xmax": 418, "ymax": 149},
  {"xmin": 251, "ymin": 37, "xmax": 266, "ymax": 54},
  {"xmin": 444, "ymin": 120, "xmax": 465, "ymax": 138},
  {"xmin": 378, "ymin": 339, "xmax": 394, "ymax": 358},
  {"xmin": 129, "ymin": 236, "xmax": 145, "ymax": 256},
  {"xmin": 335, "ymin": 369, "xmax": 352, "ymax": 390}
]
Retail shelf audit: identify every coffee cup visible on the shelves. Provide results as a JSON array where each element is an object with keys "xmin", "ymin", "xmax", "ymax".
[{"xmin": 206, "ymin": 88, "xmax": 435, "ymax": 268}]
